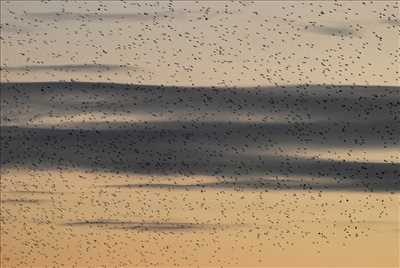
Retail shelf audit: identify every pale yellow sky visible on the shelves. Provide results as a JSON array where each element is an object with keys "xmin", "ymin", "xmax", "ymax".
[{"xmin": 1, "ymin": 1, "xmax": 399, "ymax": 86}]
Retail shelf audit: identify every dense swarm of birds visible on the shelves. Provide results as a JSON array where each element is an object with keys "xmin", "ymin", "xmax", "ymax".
[
  {"xmin": 1, "ymin": 1, "xmax": 399, "ymax": 85},
  {"xmin": 0, "ymin": 1, "xmax": 399, "ymax": 267}
]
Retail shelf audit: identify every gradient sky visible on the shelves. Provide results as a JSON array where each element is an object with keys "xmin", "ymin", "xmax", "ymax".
[
  {"xmin": 1, "ymin": 3, "xmax": 399, "ymax": 267},
  {"xmin": 1, "ymin": 1, "xmax": 399, "ymax": 86}
]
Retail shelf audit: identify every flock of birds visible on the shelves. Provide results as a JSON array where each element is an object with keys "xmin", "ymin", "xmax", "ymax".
[
  {"xmin": 1, "ymin": 1, "xmax": 399, "ymax": 86},
  {"xmin": 1, "ymin": 1, "xmax": 399, "ymax": 267}
]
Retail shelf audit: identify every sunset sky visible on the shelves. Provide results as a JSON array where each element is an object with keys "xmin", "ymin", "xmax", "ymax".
[{"xmin": 1, "ymin": 1, "xmax": 399, "ymax": 267}]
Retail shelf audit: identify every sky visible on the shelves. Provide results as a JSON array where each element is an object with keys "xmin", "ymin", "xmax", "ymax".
[
  {"xmin": 1, "ymin": 0, "xmax": 399, "ymax": 86},
  {"xmin": 1, "ymin": 3, "xmax": 399, "ymax": 266}
]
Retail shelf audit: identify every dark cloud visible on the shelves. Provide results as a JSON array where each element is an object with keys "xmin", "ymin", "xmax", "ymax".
[
  {"xmin": 63, "ymin": 220, "xmax": 216, "ymax": 231},
  {"xmin": 304, "ymin": 24, "xmax": 360, "ymax": 37},
  {"xmin": 1, "ymin": 198, "xmax": 48, "ymax": 204},
  {"xmin": 2, "ymin": 124, "xmax": 399, "ymax": 192},
  {"xmin": 1, "ymin": 82, "xmax": 399, "ymax": 192},
  {"xmin": 100, "ymin": 173, "xmax": 397, "ymax": 192},
  {"xmin": 4, "ymin": 190, "xmax": 65, "ymax": 194},
  {"xmin": 2, "ymin": 64, "xmax": 139, "ymax": 72},
  {"xmin": 2, "ymin": 82, "xmax": 398, "ymax": 127},
  {"xmin": 26, "ymin": 10, "xmax": 186, "ymax": 22}
]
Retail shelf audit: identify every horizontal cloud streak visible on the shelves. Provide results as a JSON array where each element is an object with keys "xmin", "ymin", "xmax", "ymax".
[
  {"xmin": 303, "ymin": 24, "xmax": 360, "ymax": 37},
  {"xmin": 26, "ymin": 10, "xmax": 186, "ymax": 21},
  {"xmin": 1, "ymin": 82, "xmax": 399, "ymax": 192},
  {"xmin": 2, "ymin": 82, "xmax": 398, "ymax": 128},
  {"xmin": 2, "ymin": 125, "xmax": 399, "ymax": 192},
  {"xmin": 63, "ymin": 220, "xmax": 216, "ymax": 231},
  {"xmin": 2, "ymin": 64, "xmax": 139, "ymax": 72},
  {"xmin": 1, "ymin": 198, "xmax": 48, "ymax": 204}
]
